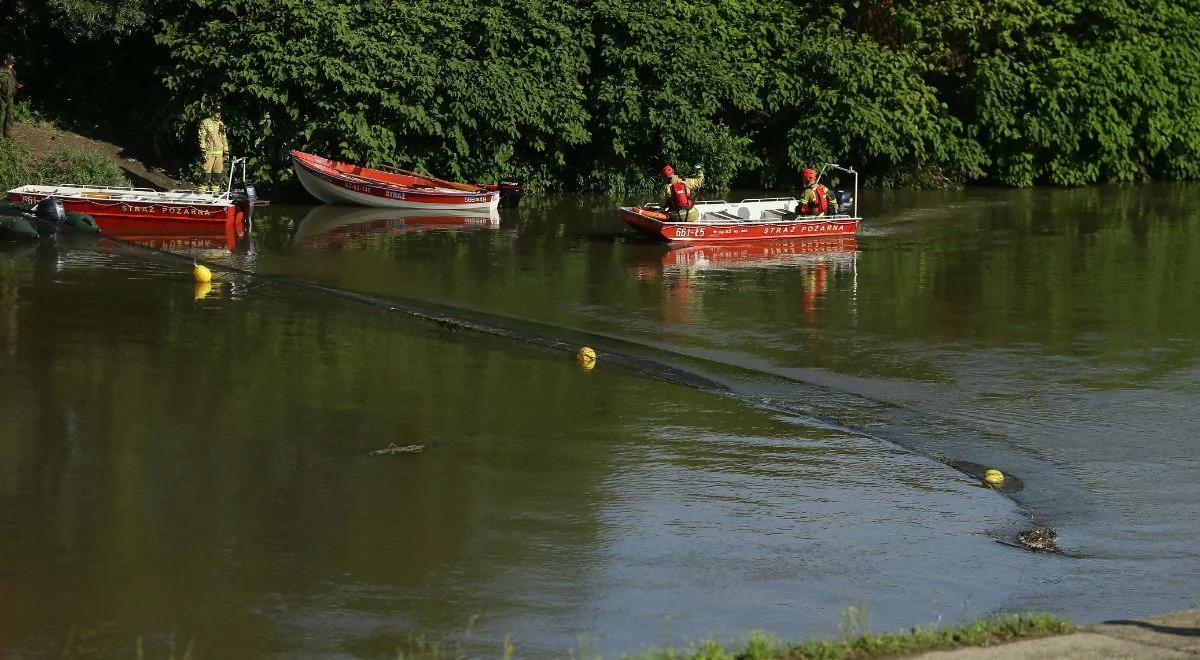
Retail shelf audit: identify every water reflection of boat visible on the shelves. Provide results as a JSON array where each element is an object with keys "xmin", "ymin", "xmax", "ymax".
[
  {"xmin": 293, "ymin": 204, "xmax": 501, "ymax": 246},
  {"xmin": 661, "ymin": 236, "xmax": 858, "ymax": 271},
  {"xmin": 98, "ymin": 217, "xmax": 250, "ymax": 253}
]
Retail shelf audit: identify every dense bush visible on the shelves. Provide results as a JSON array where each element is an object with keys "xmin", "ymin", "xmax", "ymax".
[
  {"xmin": 0, "ymin": 140, "xmax": 129, "ymax": 192},
  {"xmin": 158, "ymin": 0, "xmax": 592, "ymax": 191},
  {"xmin": 6, "ymin": 0, "xmax": 1200, "ymax": 190}
]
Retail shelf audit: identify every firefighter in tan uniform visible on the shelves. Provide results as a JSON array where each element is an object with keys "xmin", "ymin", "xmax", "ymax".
[
  {"xmin": 659, "ymin": 164, "xmax": 704, "ymax": 222},
  {"xmin": 198, "ymin": 105, "xmax": 229, "ymax": 194}
]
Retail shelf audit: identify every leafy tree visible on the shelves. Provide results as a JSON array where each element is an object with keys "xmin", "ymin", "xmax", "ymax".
[
  {"xmin": 9, "ymin": 0, "xmax": 1200, "ymax": 190},
  {"xmin": 159, "ymin": 0, "xmax": 592, "ymax": 190}
]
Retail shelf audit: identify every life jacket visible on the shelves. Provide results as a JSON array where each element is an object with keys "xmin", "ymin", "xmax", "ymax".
[
  {"xmin": 669, "ymin": 180, "xmax": 694, "ymax": 211},
  {"xmin": 801, "ymin": 184, "xmax": 829, "ymax": 215}
]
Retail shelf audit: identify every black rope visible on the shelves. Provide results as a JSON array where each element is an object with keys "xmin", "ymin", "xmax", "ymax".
[{"xmin": 24, "ymin": 213, "xmax": 1063, "ymax": 551}]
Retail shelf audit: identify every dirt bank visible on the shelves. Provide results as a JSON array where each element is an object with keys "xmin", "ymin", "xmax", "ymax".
[{"xmin": 10, "ymin": 122, "xmax": 187, "ymax": 191}]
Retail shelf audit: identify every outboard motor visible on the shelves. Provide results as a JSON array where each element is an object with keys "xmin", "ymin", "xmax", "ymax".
[
  {"xmin": 835, "ymin": 190, "xmax": 854, "ymax": 215},
  {"xmin": 34, "ymin": 197, "xmax": 67, "ymax": 224},
  {"xmin": 497, "ymin": 179, "xmax": 525, "ymax": 209},
  {"xmin": 230, "ymin": 178, "xmax": 257, "ymax": 244}
]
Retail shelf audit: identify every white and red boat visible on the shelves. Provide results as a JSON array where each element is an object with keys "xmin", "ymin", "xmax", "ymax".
[
  {"xmin": 7, "ymin": 157, "xmax": 255, "ymax": 236},
  {"xmin": 290, "ymin": 150, "xmax": 523, "ymax": 211},
  {"xmin": 621, "ymin": 164, "xmax": 860, "ymax": 243}
]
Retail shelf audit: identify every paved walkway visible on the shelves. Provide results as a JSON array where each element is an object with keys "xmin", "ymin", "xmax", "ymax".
[{"xmin": 914, "ymin": 610, "xmax": 1200, "ymax": 659}]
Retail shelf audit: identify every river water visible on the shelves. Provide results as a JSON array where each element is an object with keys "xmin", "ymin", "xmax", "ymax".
[{"xmin": 1, "ymin": 185, "xmax": 1197, "ymax": 658}]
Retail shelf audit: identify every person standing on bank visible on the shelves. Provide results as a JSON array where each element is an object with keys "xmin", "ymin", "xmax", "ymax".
[
  {"xmin": 797, "ymin": 167, "xmax": 837, "ymax": 217},
  {"xmin": 197, "ymin": 104, "xmax": 229, "ymax": 194},
  {"xmin": 1, "ymin": 55, "xmax": 21, "ymax": 140},
  {"xmin": 659, "ymin": 163, "xmax": 704, "ymax": 222}
]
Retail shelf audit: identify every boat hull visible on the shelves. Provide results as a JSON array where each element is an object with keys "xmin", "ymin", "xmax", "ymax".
[
  {"xmin": 7, "ymin": 186, "xmax": 244, "ymax": 233},
  {"xmin": 291, "ymin": 151, "xmax": 500, "ymax": 211},
  {"xmin": 621, "ymin": 205, "xmax": 859, "ymax": 243}
]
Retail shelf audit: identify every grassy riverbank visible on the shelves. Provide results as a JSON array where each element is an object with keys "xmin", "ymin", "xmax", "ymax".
[
  {"xmin": 625, "ymin": 613, "xmax": 1073, "ymax": 659},
  {"xmin": 0, "ymin": 134, "xmax": 127, "ymax": 193},
  {"xmin": 385, "ymin": 613, "xmax": 1074, "ymax": 659},
  {"xmin": 0, "ymin": 120, "xmax": 192, "ymax": 192}
]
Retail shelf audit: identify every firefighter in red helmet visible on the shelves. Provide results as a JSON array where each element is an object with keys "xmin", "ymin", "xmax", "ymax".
[
  {"xmin": 797, "ymin": 167, "xmax": 837, "ymax": 217},
  {"xmin": 659, "ymin": 163, "xmax": 704, "ymax": 222}
]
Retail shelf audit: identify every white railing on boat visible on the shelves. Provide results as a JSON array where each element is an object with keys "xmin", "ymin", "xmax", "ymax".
[
  {"xmin": 736, "ymin": 197, "xmax": 801, "ymax": 204},
  {"xmin": 12, "ymin": 184, "xmax": 228, "ymax": 205}
]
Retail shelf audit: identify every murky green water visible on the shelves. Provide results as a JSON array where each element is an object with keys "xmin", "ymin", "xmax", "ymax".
[{"xmin": 1, "ymin": 185, "xmax": 1198, "ymax": 658}]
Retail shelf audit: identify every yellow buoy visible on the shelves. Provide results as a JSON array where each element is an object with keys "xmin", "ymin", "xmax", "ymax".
[
  {"xmin": 193, "ymin": 262, "xmax": 212, "ymax": 283},
  {"xmin": 983, "ymin": 469, "xmax": 1005, "ymax": 487},
  {"xmin": 576, "ymin": 346, "xmax": 597, "ymax": 371},
  {"xmin": 193, "ymin": 280, "xmax": 212, "ymax": 300}
]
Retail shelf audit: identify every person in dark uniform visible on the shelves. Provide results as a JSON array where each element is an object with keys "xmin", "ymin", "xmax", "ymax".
[{"xmin": 1, "ymin": 55, "xmax": 21, "ymax": 140}]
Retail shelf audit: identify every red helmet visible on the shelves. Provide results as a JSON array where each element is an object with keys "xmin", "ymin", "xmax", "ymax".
[
  {"xmin": 801, "ymin": 168, "xmax": 817, "ymax": 182},
  {"xmin": 660, "ymin": 165, "xmax": 675, "ymax": 179}
]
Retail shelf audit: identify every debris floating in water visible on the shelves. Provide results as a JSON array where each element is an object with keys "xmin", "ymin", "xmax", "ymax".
[
  {"xmin": 193, "ymin": 262, "xmax": 212, "ymax": 283},
  {"xmin": 1017, "ymin": 526, "xmax": 1060, "ymax": 553},
  {"xmin": 369, "ymin": 443, "xmax": 425, "ymax": 456}
]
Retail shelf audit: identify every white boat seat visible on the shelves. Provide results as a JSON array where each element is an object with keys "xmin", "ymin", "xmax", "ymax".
[
  {"xmin": 708, "ymin": 210, "xmax": 742, "ymax": 221},
  {"xmin": 763, "ymin": 208, "xmax": 790, "ymax": 218}
]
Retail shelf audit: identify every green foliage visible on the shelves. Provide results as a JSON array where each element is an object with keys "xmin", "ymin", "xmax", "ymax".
[
  {"xmin": 628, "ymin": 613, "xmax": 1073, "ymax": 659},
  {"xmin": 582, "ymin": 0, "xmax": 765, "ymax": 192},
  {"xmin": 13, "ymin": 100, "xmax": 45, "ymax": 124},
  {"xmin": 39, "ymin": 148, "xmax": 129, "ymax": 187},
  {"xmin": 158, "ymin": 0, "xmax": 592, "ymax": 191},
  {"xmin": 761, "ymin": 8, "xmax": 985, "ymax": 189},
  {"xmin": 42, "ymin": 0, "xmax": 151, "ymax": 37},
  {"xmin": 0, "ymin": 140, "xmax": 128, "ymax": 191},
  {"xmin": 889, "ymin": 0, "xmax": 1200, "ymax": 186},
  {"xmin": 9, "ymin": 0, "xmax": 1200, "ymax": 189}
]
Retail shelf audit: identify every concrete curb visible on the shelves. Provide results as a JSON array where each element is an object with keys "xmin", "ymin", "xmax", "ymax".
[{"xmin": 912, "ymin": 610, "xmax": 1199, "ymax": 659}]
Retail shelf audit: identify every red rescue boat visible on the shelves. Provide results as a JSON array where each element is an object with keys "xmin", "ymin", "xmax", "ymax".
[
  {"xmin": 621, "ymin": 164, "xmax": 861, "ymax": 243},
  {"xmin": 6, "ymin": 185, "xmax": 251, "ymax": 232},
  {"xmin": 7, "ymin": 157, "xmax": 255, "ymax": 237},
  {"xmin": 290, "ymin": 150, "xmax": 524, "ymax": 211}
]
